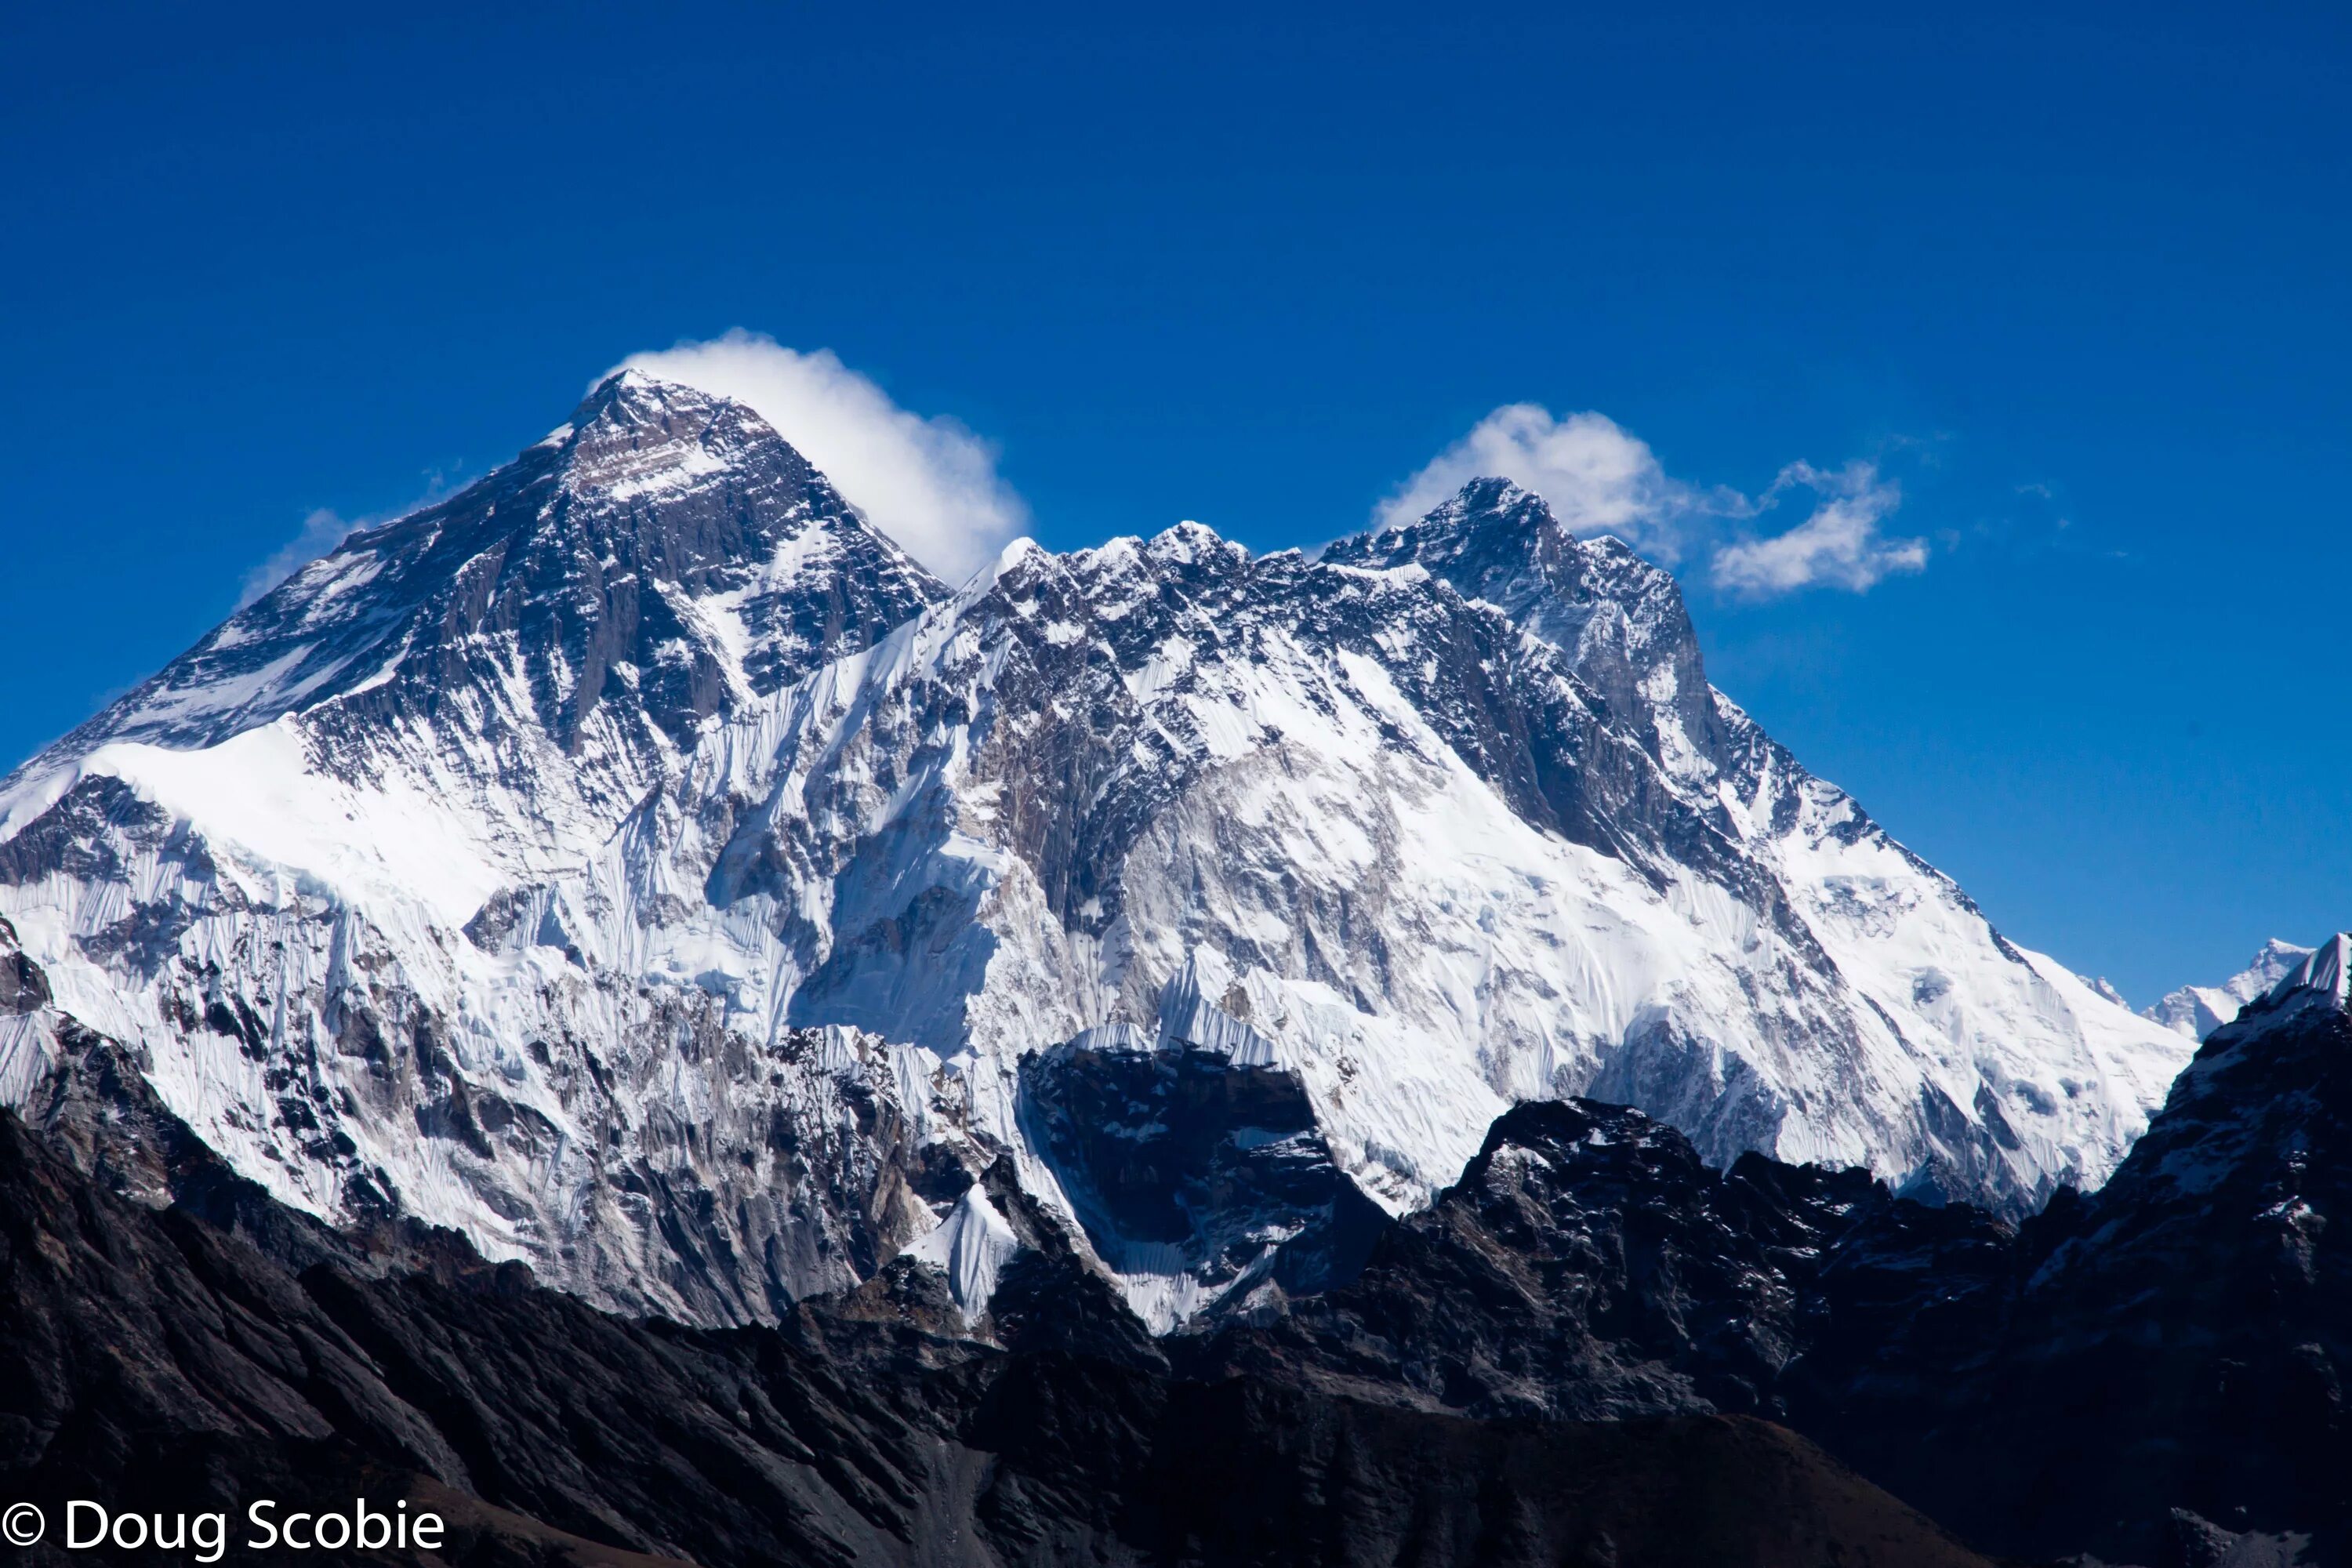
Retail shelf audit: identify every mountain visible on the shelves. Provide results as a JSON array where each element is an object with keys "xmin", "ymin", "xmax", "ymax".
[
  {"xmin": 1, "ymin": 920, "xmax": 1997, "ymax": 1568},
  {"xmin": 0, "ymin": 371, "xmax": 2190, "ymax": 1331},
  {"xmin": 0, "ymin": 371, "xmax": 957, "ymax": 1325},
  {"xmin": 0, "ymin": 1094, "xmax": 2002, "ymax": 1568},
  {"xmin": 1212, "ymin": 931, "xmax": 2352, "ymax": 1565},
  {"xmin": 0, "ymin": 911, "xmax": 2004, "ymax": 1568},
  {"xmin": 9, "ymin": 902, "xmax": 2346, "ymax": 1564},
  {"xmin": 1882, "ymin": 934, "xmax": 2352, "ymax": 1563},
  {"xmin": 2144, "ymin": 936, "xmax": 2317, "ymax": 1040}
]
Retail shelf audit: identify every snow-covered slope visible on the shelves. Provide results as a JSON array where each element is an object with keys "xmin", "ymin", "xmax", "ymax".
[
  {"xmin": 0, "ymin": 372, "xmax": 963, "ymax": 1322},
  {"xmin": 0, "ymin": 373, "xmax": 2194, "ymax": 1328},
  {"xmin": 2142, "ymin": 938, "xmax": 2316, "ymax": 1041}
]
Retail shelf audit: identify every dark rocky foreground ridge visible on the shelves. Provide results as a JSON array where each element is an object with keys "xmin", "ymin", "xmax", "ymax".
[
  {"xmin": 7, "ymin": 935, "xmax": 2352, "ymax": 1566},
  {"xmin": 0, "ymin": 1098, "xmax": 1989, "ymax": 1568},
  {"xmin": 0, "ymin": 927, "xmax": 1980, "ymax": 1568},
  {"xmin": 1204, "ymin": 942, "xmax": 2352, "ymax": 1566}
]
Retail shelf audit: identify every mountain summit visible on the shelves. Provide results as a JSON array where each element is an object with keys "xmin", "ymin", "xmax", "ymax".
[
  {"xmin": 1327, "ymin": 476, "xmax": 1726, "ymax": 780},
  {"xmin": 45, "ymin": 371, "xmax": 941, "ymax": 760},
  {"xmin": 0, "ymin": 373, "xmax": 2190, "ymax": 1327},
  {"xmin": 2143, "ymin": 936, "xmax": 2318, "ymax": 1040}
]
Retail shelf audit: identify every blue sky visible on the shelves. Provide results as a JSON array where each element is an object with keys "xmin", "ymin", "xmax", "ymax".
[{"xmin": 2, "ymin": 2, "xmax": 2344, "ymax": 1002}]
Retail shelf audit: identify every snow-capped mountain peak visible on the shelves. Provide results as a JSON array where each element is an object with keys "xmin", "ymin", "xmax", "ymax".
[
  {"xmin": 21, "ymin": 372, "xmax": 941, "ymax": 786},
  {"xmin": 0, "ymin": 385, "xmax": 2196, "ymax": 1331},
  {"xmin": 1327, "ymin": 478, "xmax": 1725, "ymax": 783}
]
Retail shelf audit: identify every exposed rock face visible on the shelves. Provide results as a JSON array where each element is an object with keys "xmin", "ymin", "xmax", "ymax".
[
  {"xmin": 43, "ymin": 369, "xmax": 944, "ymax": 765},
  {"xmin": 1860, "ymin": 936, "xmax": 2352, "ymax": 1565},
  {"xmin": 1326, "ymin": 476, "xmax": 1731, "ymax": 779},
  {"xmin": 0, "ymin": 917, "xmax": 49, "ymax": 1016},
  {"xmin": 0, "ymin": 371, "xmax": 2188, "ymax": 1333},
  {"xmin": 1017, "ymin": 973, "xmax": 1390, "ymax": 1330},
  {"xmin": 1199, "ymin": 1096, "xmax": 2011, "ymax": 1429},
  {"xmin": 0, "ymin": 1092, "xmax": 2002, "ymax": 1568},
  {"xmin": 1204, "ymin": 937, "xmax": 2352, "ymax": 1566}
]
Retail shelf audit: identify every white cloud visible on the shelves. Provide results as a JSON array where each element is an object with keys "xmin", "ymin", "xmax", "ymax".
[
  {"xmin": 238, "ymin": 466, "xmax": 466, "ymax": 609},
  {"xmin": 1710, "ymin": 460, "xmax": 1926, "ymax": 598},
  {"xmin": 1377, "ymin": 404, "xmax": 1744, "ymax": 561},
  {"xmin": 238, "ymin": 506, "xmax": 357, "ymax": 608},
  {"xmin": 609, "ymin": 331, "xmax": 1027, "ymax": 583},
  {"xmin": 1388, "ymin": 404, "xmax": 1928, "ymax": 598}
]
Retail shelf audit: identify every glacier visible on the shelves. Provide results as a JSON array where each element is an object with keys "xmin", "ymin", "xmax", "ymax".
[{"xmin": 0, "ymin": 369, "xmax": 2194, "ymax": 1328}]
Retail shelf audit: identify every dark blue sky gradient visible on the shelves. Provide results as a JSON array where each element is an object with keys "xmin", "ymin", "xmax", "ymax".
[{"xmin": 2, "ymin": 2, "xmax": 2344, "ymax": 1000}]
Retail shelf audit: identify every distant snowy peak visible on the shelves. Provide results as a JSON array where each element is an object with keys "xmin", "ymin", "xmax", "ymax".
[
  {"xmin": 2143, "ymin": 938, "xmax": 2318, "ymax": 1040},
  {"xmin": 18, "ymin": 370, "xmax": 942, "ymax": 778}
]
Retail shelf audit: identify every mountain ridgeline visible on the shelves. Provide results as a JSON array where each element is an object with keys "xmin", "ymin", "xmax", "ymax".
[
  {"xmin": 0, "ymin": 369, "xmax": 2189, "ymax": 1337},
  {"xmin": 0, "ymin": 369, "xmax": 2343, "ymax": 1564}
]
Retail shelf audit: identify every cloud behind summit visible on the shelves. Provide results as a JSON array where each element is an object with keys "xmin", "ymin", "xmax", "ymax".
[
  {"xmin": 1383, "ymin": 404, "xmax": 1926, "ymax": 597},
  {"xmin": 612, "ymin": 331, "xmax": 1030, "ymax": 583}
]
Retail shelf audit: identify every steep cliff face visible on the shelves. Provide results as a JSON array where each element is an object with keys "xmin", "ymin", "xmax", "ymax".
[
  {"xmin": 1882, "ymin": 936, "xmax": 2352, "ymax": 1564},
  {"xmin": 0, "ymin": 370, "xmax": 2187, "ymax": 1330},
  {"xmin": 1014, "ymin": 963, "xmax": 1392, "ymax": 1330}
]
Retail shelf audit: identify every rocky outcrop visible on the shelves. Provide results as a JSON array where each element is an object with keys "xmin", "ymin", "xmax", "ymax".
[
  {"xmin": 1849, "ymin": 937, "xmax": 2352, "ymax": 1565},
  {"xmin": 1197, "ymin": 1096, "xmax": 2009, "ymax": 1427},
  {"xmin": 1017, "ymin": 991, "xmax": 1390, "ymax": 1328}
]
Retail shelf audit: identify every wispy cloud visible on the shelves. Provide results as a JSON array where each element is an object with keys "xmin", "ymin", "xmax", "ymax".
[
  {"xmin": 1389, "ymin": 405, "xmax": 1929, "ymax": 598},
  {"xmin": 610, "ymin": 330, "xmax": 1027, "ymax": 583},
  {"xmin": 1377, "ymin": 404, "xmax": 1744, "ymax": 563},
  {"xmin": 238, "ymin": 506, "xmax": 360, "ymax": 608},
  {"xmin": 238, "ymin": 466, "xmax": 466, "ymax": 609},
  {"xmin": 1711, "ymin": 460, "xmax": 1926, "ymax": 598}
]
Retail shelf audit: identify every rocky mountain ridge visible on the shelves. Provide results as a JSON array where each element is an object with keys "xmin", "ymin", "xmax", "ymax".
[
  {"xmin": 1200, "ymin": 932, "xmax": 2352, "ymax": 1564},
  {"xmin": 0, "ymin": 370, "xmax": 2190, "ymax": 1330},
  {"xmin": 7, "ymin": 899, "xmax": 2345, "ymax": 1564}
]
